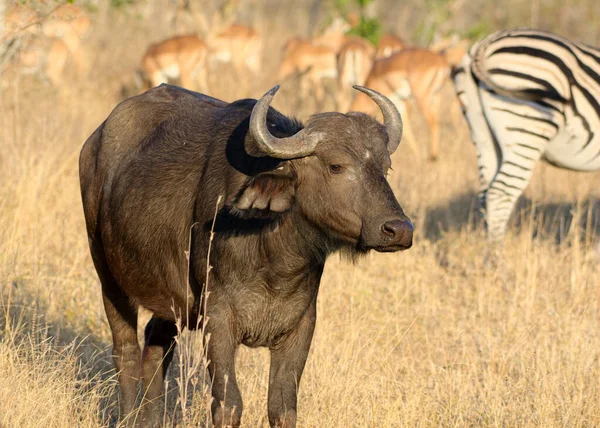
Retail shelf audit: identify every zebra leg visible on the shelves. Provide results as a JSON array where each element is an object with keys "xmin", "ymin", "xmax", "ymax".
[
  {"xmin": 471, "ymin": 132, "xmax": 500, "ymax": 225},
  {"xmin": 475, "ymin": 149, "xmax": 498, "ymax": 218},
  {"xmin": 484, "ymin": 150, "xmax": 544, "ymax": 241}
]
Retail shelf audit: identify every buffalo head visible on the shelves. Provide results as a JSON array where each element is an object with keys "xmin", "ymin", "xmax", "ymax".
[{"xmin": 232, "ymin": 85, "xmax": 413, "ymax": 253}]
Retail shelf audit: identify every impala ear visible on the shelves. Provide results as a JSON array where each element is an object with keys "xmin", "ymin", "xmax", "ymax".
[{"xmin": 231, "ymin": 166, "xmax": 296, "ymax": 216}]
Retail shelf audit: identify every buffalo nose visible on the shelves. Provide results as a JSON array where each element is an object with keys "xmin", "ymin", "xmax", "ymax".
[{"xmin": 381, "ymin": 219, "xmax": 414, "ymax": 248}]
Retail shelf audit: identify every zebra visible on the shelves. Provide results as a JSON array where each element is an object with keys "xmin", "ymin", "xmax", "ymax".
[{"xmin": 452, "ymin": 28, "xmax": 600, "ymax": 241}]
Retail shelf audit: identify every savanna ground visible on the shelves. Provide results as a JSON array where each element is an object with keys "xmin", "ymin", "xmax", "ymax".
[{"xmin": 1, "ymin": 0, "xmax": 600, "ymax": 426}]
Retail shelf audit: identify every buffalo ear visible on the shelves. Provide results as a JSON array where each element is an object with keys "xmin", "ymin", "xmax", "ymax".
[{"xmin": 232, "ymin": 172, "xmax": 296, "ymax": 215}]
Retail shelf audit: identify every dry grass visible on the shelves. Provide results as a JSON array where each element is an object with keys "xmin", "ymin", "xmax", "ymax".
[
  {"xmin": 1, "ymin": 1, "xmax": 600, "ymax": 426},
  {"xmin": 0, "ymin": 310, "xmax": 112, "ymax": 427}
]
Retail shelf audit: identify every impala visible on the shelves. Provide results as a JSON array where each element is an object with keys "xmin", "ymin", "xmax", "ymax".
[
  {"xmin": 278, "ymin": 37, "xmax": 338, "ymax": 103},
  {"xmin": 208, "ymin": 23, "xmax": 262, "ymax": 75},
  {"xmin": 141, "ymin": 34, "xmax": 209, "ymax": 90},
  {"xmin": 337, "ymin": 36, "xmax": 375, "ymax": 110},
  {"xmin": 375, "ymin": 33, "xmax": 405, "ymax": 59},
  {"xmin": 351, "ymin": 48, "xmax": 450, "ymax": 161}
]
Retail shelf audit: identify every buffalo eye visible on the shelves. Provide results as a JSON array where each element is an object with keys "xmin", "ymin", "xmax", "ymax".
[{"xmin": 329, "ymin": 164, "xmax": 344, "ymax": 174}]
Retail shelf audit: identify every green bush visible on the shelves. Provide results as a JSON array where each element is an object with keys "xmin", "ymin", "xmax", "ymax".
[
  {"xmin": 333, "ymin": 0, "xmax": 383, "ymax": 45},
  {"xmin": 111, "ymin": 0, "xmax": 136, "ymax": 9},
  {"xmin": 347, "ymin": 15, "xmax": 383, "ymax": 45}
]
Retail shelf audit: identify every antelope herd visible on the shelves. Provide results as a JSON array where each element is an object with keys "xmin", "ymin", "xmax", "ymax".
[
  {"xmin": 143, "ymin": 17, "xmax": 467, "ymax": 161},
  {"xmin": 0, "ymin": 4, "xmax": 469, "ymax": 161}
]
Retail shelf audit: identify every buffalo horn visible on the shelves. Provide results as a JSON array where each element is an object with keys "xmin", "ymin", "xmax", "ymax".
[
  {"xmin": 352, "ymin": 85, "xmax": 403, "ymax": 154},
  {"xmin": 249, "ymin": 85, "xmax": 321, "ymax": 159}
]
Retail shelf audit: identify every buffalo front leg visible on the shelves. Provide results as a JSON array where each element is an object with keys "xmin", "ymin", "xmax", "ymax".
[
  {"xmin": 268, "ymin": 301, "xmax": 316, "ymax": 428},
  {"xmin": 140, "ymin": 316, "xmax": 178, "ymax": 427},
  {"xmin": 207, "ymin": 321, "xmax": 243, "ymax": 427}
]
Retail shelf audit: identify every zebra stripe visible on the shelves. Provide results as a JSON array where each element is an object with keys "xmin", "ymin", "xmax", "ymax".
[{"xmin": 453, "ymin": 28, "xmax": 600, "ymax": 240}]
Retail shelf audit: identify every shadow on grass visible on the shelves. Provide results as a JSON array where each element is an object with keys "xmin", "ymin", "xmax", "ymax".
[
  {"xmin": 422, "ymin": 191, "xmax": 600, "ymax": 245},
  {"xmin": 0, "ymin": 286, "xmax": 213, "ymax": 427},
  {"xmin": 0, "ymin": 286, "xmax": 118, "ymax": 426}
]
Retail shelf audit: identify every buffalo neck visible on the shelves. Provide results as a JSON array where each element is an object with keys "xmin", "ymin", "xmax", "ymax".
[
  {"xmin": 262, "ymin": 210, "xmax": 332, "ymax": 280},
  {"xmin": 204, "ymin": 209, "xmax": 333, "ymax": 297}
]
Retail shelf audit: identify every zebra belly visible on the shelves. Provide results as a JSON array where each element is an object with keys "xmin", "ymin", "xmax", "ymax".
[
  {"xmin": 544, "ymin": 118, "xmax": 600, "ymax": 171},
  {"xmin": 544, "ymin": 144, "xmax": 600, "ymax": 171}
]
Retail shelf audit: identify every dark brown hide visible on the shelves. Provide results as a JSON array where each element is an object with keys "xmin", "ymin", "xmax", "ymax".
[{"xmin": 79, "ymin": 84, "xmax": 413, "ymax": 428}]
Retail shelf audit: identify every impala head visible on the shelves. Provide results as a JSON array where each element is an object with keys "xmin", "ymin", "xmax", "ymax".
[{"xmin": 235, "ymin": 85, "xmax": 413, "ymax": 252}]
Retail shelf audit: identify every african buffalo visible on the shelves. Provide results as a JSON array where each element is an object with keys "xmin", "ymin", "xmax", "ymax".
[{"xmin": 79, "ymin": 83, "xmax": 413, "ymax": 427}]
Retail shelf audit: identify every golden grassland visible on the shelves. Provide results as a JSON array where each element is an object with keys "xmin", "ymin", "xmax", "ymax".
[{"xmin": 1, "ymin": 1, "xmax": 600, "ymax": 426}]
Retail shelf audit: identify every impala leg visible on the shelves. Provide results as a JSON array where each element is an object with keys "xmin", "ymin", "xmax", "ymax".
[
  {"xmin": 140, "ymin": 316, "xmax": 178, "ymax": 427},
  {"xmin": 396, "ymin": 100, "xmax": 420, "ymax": 159},
  {"xmin": 268, "ymin": 301, "xmax": 316, "ymax": 428},
  {"xmin": 192, "ymin": 60, "xmax": 208, "ymax": 93},
  {"xmin": 313, "ymin": 82, "xmax": 326, "ymax": 111},
  {"xmin": 180, "ymin": 52, "xmax": 201, "ymax": 90},
  {"xmin": 450, "ymin": 95, "xmax": 466, "ymax": 138},
  {"xmin": 45, "ymin": 40, "xmax": 68, "ymax": 86},
  {"xmin": 419, "ymin": 92, "xmax": 442, "ymax": 161},
  {"xmin": 179, "ymin": 69, "xmax": 194, "ymax": 90}
]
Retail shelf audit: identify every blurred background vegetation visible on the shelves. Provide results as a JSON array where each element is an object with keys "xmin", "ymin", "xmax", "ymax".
[
  {"xmin": 4, "ymin": 0, "xmax": 592, "ymax": 110},
  {"xmin": 96, "ymin": 0, "xmax": 600, "ymax": 46}
]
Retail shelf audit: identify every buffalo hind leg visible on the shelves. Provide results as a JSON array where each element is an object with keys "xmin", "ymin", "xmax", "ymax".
[
  {"xmin": 101, "ymin": 286, "xmax": 141, "ymax": 426},
  {"xmin": 268, "ymin": 301, "xmax": 316, "ymax": 428},
  {"xmin": 140, "ymin": 316, "xmax": 178, "ymax": 427},
  {"xmin": 90, "ymin": 240, "xmax": 141, "ymax": 424}
]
